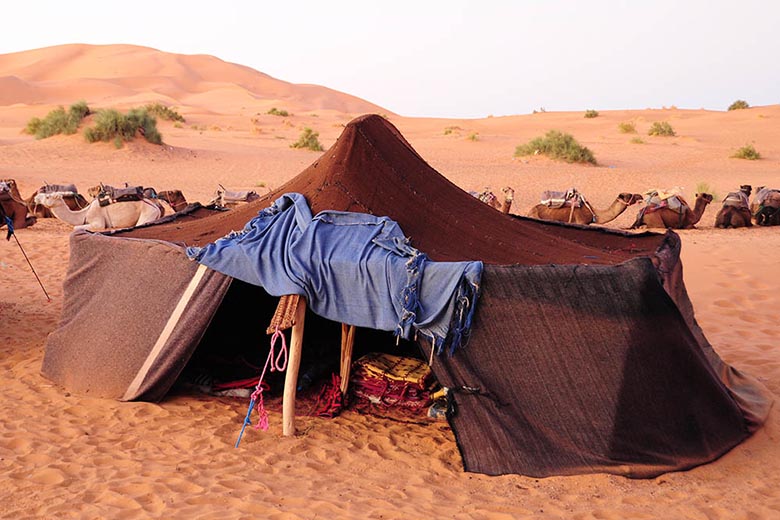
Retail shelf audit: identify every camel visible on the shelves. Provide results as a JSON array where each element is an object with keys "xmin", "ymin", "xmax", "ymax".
[
  {"xmin": 751, "ymin": 187, "xmax": 780, "ymax": 226},
  {"xmin": 26, "ymin": 184, "xmax": 89, "ymax": 218},
  {"xmin": 474, "ymin": 187, "xmax": 515, "ymax": 214},
  {"xmin": 715, "ymin": 185, "xmax": 753, "ymax": 229},
  {"xmin": 528, "ymin": 191, "xmax": 643, "ymax": 225},
  {"xmin": 0, "ymin": 180, "xmax": 36, "ymax": 230},
  {"xmin": 632, "ymin": 192, "xmax": 713, "ymax": 229},
  {"xmin": 34, "ymin": 191, "xmax": 163, "ymax": 231}
]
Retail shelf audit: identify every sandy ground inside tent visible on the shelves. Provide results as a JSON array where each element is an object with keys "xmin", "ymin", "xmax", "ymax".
[{"xmin": 2, "ymin": 47, "xmax": 780, "ymax": 518}]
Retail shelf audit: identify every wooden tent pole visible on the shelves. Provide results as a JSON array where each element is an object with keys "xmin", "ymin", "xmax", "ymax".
[
  {"xmin": 339, "ymin": 324, "xmax": 356, "ymax": 396},
  {"xmin": 282, "ymin": 296, "xmax": 307, "ymax": 436}
]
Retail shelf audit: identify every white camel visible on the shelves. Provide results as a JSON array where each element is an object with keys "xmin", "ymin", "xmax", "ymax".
[{"xmin": 34, "ymin": 191, "xmax": 163, "ymax": 231}]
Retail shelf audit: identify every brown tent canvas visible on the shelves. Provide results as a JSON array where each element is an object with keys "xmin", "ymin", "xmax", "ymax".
[{"xmin": 42, "ymin": 114, "xmax": 772, "ymax": 478}]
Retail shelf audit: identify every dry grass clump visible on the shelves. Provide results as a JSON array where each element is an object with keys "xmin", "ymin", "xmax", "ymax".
[
  {"xmin": 731, "ymin": 144, "xmax": 760, "ymax": 160},
  {"xmin": 290, "ymin": 127, "xmax": 323, "ymax": 151},
  {"xmin": 514, "ymin": 130, "xmax": 596, "ymax": 164},
  {"xmin": 648, "ymin": 121, "xmax": 676, "ymax": 137},
  {"xmin": 25, "ymin": 101, "xmax": 90, "ymax": 139}
]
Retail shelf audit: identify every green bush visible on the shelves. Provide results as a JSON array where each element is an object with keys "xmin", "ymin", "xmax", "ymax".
[
  {"xmin": 145, "ymin": 103, "xmax": 185, "ymax": 122},
  {"xmin": 618, "ymin": 121, "xmax": 636, "ymax": 134},
  {"xmin": 584, "ymin": 109, "xmax": 599, "ymax": 118},
  {"xmin": 648, "ymin": 121, "xmax": 676, "ymax": 136},
  {"xmin": 25, "ymin": 101, "xmax": 91, "ymax": 139},
  {"xmin": 514, "ymin": 130, "xmax": 596, "ymax": 164},
  {"xmin": 290, "ymin": 127, "xmax": 323, "ymax": 151},
  {"xmin": 727, "ymin": 100, "xmax": 750, "ymax": 111},
  {"xmin": 267, "ymin": 107, "xmax": 290, "ymax": 117},
  {"xmin": 731, "ymin": 144, "xmax": 760, "ymax": 160},
  {"xmin": 84, "ymin": 108, "xmax": 162, "ymax": 146}
]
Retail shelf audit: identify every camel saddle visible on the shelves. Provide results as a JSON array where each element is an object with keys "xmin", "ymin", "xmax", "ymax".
[
  {"xmin": 540, "ymin": 188, "xmax": 584, "ymax": 208},
  {"xmin": 755, "ymin": 188, "xmax": 780, "ymax": 209},
  {"xmin": 220, "ymin": 189, "xmax": 259, "ymax": 204},
  {"xmin": 722, "ymin": 191, "xmax": 750, "ymax": 209},
  {"xmin": 97, "ymin": 185, "xmax": 145, "ymax": 207},
  {"xmin": 643, "ymin": 190, "xmax": 686, "ymax": 215}
]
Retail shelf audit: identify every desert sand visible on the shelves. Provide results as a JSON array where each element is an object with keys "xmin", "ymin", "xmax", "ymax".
[{"xmin": 1, "ymin": 44, "xmax": 779, "ymax": 519}]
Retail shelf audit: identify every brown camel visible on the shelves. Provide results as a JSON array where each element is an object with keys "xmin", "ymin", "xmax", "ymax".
[
  {"xmin": 633, "ymin": 192, "xmax": 714, "ymax": 229},
  {"xmin": 715, "ymin": 185, "xmax": 753, "ymax": 228},
  {"xmin": 751, "ymin": 186, "xmax": 780, "ymax": 226},
  {"xmin": 474, "ymin": 187, "xmax": 515, "ymax": 214},
  {"xmin": 157, "ymin": 190, "xmax": 189, "ymax": 212},
  {"xmin": 26, "ymin": 184, "xmax": 89, "ymax": 218},
  {"xmin": 0, "ymin": 180, "xmax": 36, "ymax": 230},
  {"xmin": 528, "ymin": 191, "xmax": 643, "ymax": 225}
]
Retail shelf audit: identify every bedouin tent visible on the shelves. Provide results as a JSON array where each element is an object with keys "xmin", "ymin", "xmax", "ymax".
[{"xmin": 42, "ymin": 114, "xmax": 772, "ymax": 478}]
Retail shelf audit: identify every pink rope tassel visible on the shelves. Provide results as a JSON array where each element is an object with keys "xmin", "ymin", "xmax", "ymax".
[{"xmin": 251, "ymin": 327, "xmax": 289, "ymax": 431}]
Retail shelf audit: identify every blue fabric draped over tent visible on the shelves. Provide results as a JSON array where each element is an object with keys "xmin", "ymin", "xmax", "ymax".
[{"xmin": 186, "ymin": 193, "xmax": 482, "ymax": 353}]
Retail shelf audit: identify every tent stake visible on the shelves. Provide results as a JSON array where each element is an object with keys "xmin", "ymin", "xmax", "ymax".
[
  {"xmin": 339, "ymin": 324, "xmax": 356, "ymax": 396},
  {"xmin": 282, "ymin": 296, "xmax": 307, "ymax": 436}
]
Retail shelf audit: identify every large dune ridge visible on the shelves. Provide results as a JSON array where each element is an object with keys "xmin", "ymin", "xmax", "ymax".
[
  {"xmin": 0, "ymin": 43, "xmax": 390, "ymax": 114},
  {"xmin": 1, "ymin": 44, "xmax": 780, "ymax": 518}
]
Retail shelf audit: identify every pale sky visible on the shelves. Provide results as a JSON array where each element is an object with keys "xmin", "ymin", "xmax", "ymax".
[{"xmin": 3, "ymin": 0, "xmax": 779, "ymax": 118}]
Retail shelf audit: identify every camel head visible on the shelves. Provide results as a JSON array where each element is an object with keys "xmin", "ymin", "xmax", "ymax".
[
  {"xmin": 740, "ymin": 184, "xmax": 752, "ymax": 197},
  {"xmin": 34, "ymin": 191, "xmax": 76, "ymax": 207},
  {"xmin": 695, "ymin": 192, "xmax": 714, "ymax": 204},
  {"xmin": 618, "ymin": 193, "xmax": 644, "ymax": 206},
  {"xmin": 87, "ymin": 184, "xmax": 104, "ymax": 199}
]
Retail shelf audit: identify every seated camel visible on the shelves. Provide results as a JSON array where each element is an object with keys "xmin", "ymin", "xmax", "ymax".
[
  {"xmin": 715, "ymin": 185, "xmax": 753, "ymax": 228},
  {"xmin": 0, "ymin": 179, "xmax": 36, "ymax": 230},
  {"xmin": 527, "ymin": 188, "xmax": 643, "ymax": 225},
  {"xmin": 34, "ymin": 191, "xmax": 163, "ymax": 231},
  {"xmin": 26, "ymin": 184, "xmax": 89, "ymax": 218},
  {"xmin": 472, "ymin": 187, "xmax": 515, "ymax": 214},
  {"xmin": 632, "ymin": 191, "xmax": 713, "ymax": 229},
  {"xmin": 751, "ymin": 187, "xmax": 780, "ymax": 226}
]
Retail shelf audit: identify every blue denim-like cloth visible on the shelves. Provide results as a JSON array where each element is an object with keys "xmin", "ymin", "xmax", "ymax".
[{"xmin": 186, "ymin": 193, "xmax": 482, "ymax": 354}]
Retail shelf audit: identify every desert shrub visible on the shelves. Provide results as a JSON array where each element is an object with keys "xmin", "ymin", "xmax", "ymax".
[
  {"xmin": 25, "ymin": 101, "xmax": 91, "ymax": 139},
  {"xmin": 727, "ymin": 100, "xmax": 750, "ymax": 111},
  {"xmin": 290, "ymin": 127, "xmax": 323, "ymax": 151},
  {"xmin": 731, "ymin": 144, "xmax": 761, "ymax": 160},
  {"xmin": 145, "ymin": 103, "xmax": 185, "ymax": 122},
  {"xmin": 648, "ymin": 121, "xmax": 676, "ymax": 136},
  {"xmin": 630, "ymin": 137, "xmax": 645, "ymax": 144},
  {"xmin": 696, "ymin": 182, "xmax": 718, "ymax": 200},
  {"xmin": 584, "ymin": 109, "xmax": 599, "ymax": 118},
  {"xmin": 267, "ymin": 107, "xmax": 290, "ymax": 117},
  {"xmin": 618, "ymin": 121, "xmax": 636, "ymax": 134},
  {"xmin": 514, "ymin": 130, "xmax": 596, "ymax": 164},
  {"xmin": 468, "ymin": 132, "xmax": 479, "ymax": 141},
  {"xmin": 84, "ymin": 108, "xmax": 162, "ymax": 146},
  {"xmin": 443, "ymin": 126, "xmax": 461, "ymax": 135}
]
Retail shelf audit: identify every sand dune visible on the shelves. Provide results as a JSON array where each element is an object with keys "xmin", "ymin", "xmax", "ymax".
[
  {"xmin": 0, "ymin": 44, "xmax": 389, "ymax": 115},
  {"xmin": 1, "ymin": 44, "xmax": 780, "ymax": 519}
]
